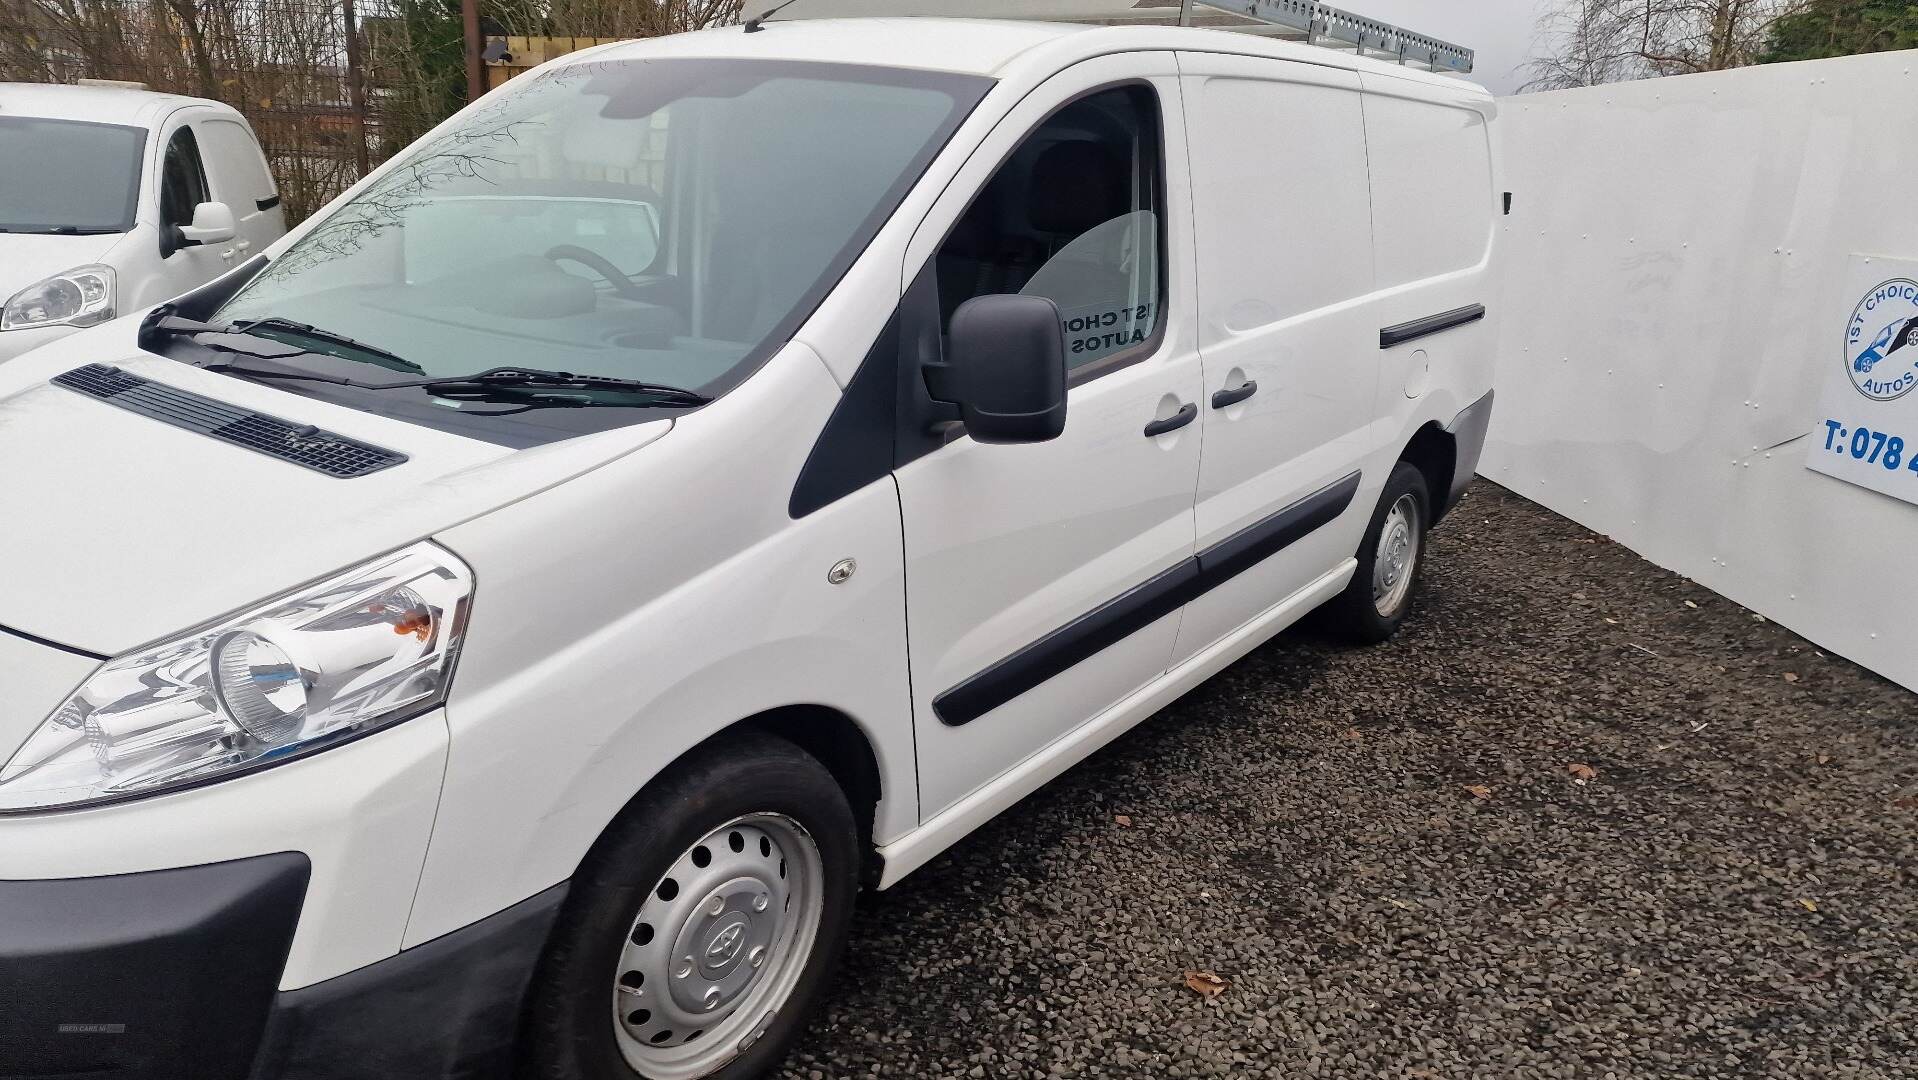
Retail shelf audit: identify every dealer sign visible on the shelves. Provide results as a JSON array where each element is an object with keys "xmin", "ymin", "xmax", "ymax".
[{"xmin": 1806, "ymin": 255, "xmax": 1918, "ymax": 505}]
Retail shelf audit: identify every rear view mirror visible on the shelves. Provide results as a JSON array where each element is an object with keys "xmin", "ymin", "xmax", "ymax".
[{"xmin": 940, "ymin": 294, "xmax": 1068, "ymax": 444}]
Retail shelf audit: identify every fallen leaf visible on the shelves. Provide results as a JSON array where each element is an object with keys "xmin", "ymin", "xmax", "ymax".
[
  {"xmin": 1113, "ymin": 814, "xmax": 1132, "ymax": 827},
  {"xmin": 1389, "ymin": 898, "xmax": 1409, "ymax": 909},
  {"xmin": 1816, "ymin": 753, "xmax": 1831, "ymax": 765},
  {"xmin": 1463, "ymin": 784, "xmax": 1494, "ymax": 801},
  {"xmin": 1684, "ymin": 600, "xmax": 1699, "ymax": 609},
  {"xmin": 1184, "ymin": 970, "xmax": 1229, "ymax": 998},
  {"xmin": 1604, "ymin": 617, "xmax": 1619, "ymax": 625},
  {"xmin": 1782, "ymin": 672, "xmax": 1800, "ymax": 684},
  {"xmin": 1344, "ymin": 728, "xmax": 1363, "ymax": 741},
  {"xmin": 1567, "ymin": 763, "xmax": 1598, "ymax": 780},
  {"xmin": 1893, "ymin": 796, "xmax": 1918, "ymax": 810},
  {"xmin": 1798, "ymin": 898, "xmax": 1818, "ymax": 913}
]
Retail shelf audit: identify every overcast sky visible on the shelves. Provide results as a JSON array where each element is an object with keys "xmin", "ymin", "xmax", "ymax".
[{"xmin": 1345, "ymin": 0, "xmax": 1552, "ymax": 95}]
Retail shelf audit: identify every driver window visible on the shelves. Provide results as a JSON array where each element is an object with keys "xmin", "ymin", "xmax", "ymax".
[
  {"xmin": 160, "ymin": 126, "xmax": 209, "ymax": 230},
  {"xmin": 935, "ymin": 84, "xmax": 1165, "ymax": 372}
]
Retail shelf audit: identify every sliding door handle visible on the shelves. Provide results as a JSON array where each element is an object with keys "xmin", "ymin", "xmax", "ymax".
[
  {"xmin": 1143, "ymin": 403, "xmax": 1197, "ymax": 437},
  {"xmin": 1211, "ymin": 380, "xmax": 1258, "ymax": 409}
]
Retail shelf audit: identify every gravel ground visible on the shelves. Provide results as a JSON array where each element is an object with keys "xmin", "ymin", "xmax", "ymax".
[{"xmin": 778, "ymin": 480, "xmax": 1918, "ymax": 1080}]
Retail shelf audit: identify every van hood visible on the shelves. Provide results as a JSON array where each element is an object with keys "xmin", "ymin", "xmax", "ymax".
[
  {"xmin": 0, "ymin": 232, "xmax": 127, "ymax": 301},
  {"xmin": 0, "ymin": 327, "xmax": 670, "ymax": 655}
]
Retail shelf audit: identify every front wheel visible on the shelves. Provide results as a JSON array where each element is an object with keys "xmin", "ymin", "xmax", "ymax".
[
  {"xmin": 1314, "ymin": 461, "xmax": 1430, "ymax": 644},
  {"xmin": 519, "ymin": 732, "xmax": 859, "ymax": 1080}
]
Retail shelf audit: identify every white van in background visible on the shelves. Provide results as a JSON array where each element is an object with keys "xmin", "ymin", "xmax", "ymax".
[
  {"xmin": 0, "ymin": 19, "xmax": 1497, "ymax": 1080},
  {"xmin": 0, "ymin": 83, "xmax": 285, "ymax": 363}
]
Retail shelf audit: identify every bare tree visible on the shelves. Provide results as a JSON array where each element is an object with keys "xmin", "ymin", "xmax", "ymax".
[{"xmin": 1524, "ymin": 0, "xmax": 1815, "ymax": 90}]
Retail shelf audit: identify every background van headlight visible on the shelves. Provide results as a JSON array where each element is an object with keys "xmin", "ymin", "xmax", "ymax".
[
  {"xmin": 0, "ymin": 543, "xmax": 473, "ymax": 812},
  {"xmin": 1, "ymin": 264, "xmax": 116, "ymax": 331}
]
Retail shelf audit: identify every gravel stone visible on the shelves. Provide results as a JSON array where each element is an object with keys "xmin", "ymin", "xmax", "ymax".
[{"xmin": 775, "ymin": 482, "xmax": 1917, "ymax": 1080}]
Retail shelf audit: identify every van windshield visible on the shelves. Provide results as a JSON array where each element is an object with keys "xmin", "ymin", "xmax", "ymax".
[
  {"xmin": 213, "ymin": 58, "xmax": 989, "ymax": 406},
  {"xmin": 0, "ymin": 117, "xmax": 145, "ymax": 233}
]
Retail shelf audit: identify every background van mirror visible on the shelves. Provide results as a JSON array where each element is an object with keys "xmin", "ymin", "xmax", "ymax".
[{"xmin": 178, "ymin": 201, "xmax": 237, "ymax": 246}]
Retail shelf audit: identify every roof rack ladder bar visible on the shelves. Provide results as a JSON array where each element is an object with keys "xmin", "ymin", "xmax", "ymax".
[{"xmin": 1191, "ymin": 1, "xmax": 1475, "ymax": 74}]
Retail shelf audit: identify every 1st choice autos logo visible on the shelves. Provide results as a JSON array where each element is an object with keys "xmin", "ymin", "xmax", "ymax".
[{"xmin": 1848, "ymin": 278, "xmax": 1918, "ymax": 401}]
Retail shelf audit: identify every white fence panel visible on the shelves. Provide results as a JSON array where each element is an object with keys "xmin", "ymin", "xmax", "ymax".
[{"xmin": 1482, "ymin": 51, "xmax": 1918, "ymax": 692}]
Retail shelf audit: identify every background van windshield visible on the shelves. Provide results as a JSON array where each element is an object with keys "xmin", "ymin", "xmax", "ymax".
[
  {"xmin": 0, "ymin": 117, "xmax": 146, "ymax": 233},
  {"xmin": 216, "ymin": 59, "xmax": 988, "ymax": 398}
]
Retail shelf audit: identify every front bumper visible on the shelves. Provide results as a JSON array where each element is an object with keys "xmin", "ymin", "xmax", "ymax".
[
  {"xmin": 0, "ymin": 854, "xmax": 310, "ymax": 1080},
  {"xmin": 0, "ymin": 857, "xmax": 567, "ymax": 1080}
]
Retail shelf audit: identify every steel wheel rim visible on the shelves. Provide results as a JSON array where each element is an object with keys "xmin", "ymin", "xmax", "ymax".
[
  {"xmin": 1371, "ymin": 493, "xmax": 1421, "ymax": 617},
  {"xmin": 610, "ymin": 813, "xmax": 824, "ymax": 1079}
]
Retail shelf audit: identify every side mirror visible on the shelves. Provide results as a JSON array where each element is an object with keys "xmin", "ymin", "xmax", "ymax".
[
  {"xmin": 177, "ymin": 202, "xmax": 237, "ymax": 246},
  {"xmin": 938, "ymin": 294, "xmax": 1068, "ymax": 444}
]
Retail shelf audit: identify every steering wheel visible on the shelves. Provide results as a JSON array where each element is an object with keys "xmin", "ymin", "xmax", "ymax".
[{"xmin": 544, "ymin": 244, "xmax": 645, "ymax": 301}]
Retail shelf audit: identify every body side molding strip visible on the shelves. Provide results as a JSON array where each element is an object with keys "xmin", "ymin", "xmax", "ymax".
[
  {"xmin": 1379, "ymin": 304, "xmax": 1485, "ymax": 349},
  {"xmin": 935, "ymin": 471, "xmax": 1362, "ymax": 727}
]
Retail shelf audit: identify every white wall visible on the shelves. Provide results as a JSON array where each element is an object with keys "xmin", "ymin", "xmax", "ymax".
[{"xmin": 1483, "ymin": 50, "xmax": 1918, "ymax": 692}]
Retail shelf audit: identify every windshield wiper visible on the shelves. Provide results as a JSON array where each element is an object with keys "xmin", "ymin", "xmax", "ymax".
[
  {"xmin": 145, "ymin": 313, "xmax": 425, "ymax": 374},
  {"xmin": 202, "ymin": 362, "xmax": 709, "ymax": 409},
  {"xmin": 229, "ymin": 316, "xmax": 425, "ymax": 374},
  {"xmin": 413, "ymin": 368, "xmax": 711, "ymax": 405},
  {"xmin": 0, "ymin": 225, "xmax": 121, "ymax": 235}
]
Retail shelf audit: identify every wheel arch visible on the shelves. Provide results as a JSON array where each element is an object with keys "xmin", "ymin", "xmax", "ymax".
[
  {"xmin": 1398, "ymin": 420, "xmax": 1458, "ymax": 523},
  {"xmin": 738, "ymin": 705, "xmax": 885, "ymax": 877},
  {"xmin": 575, "ymin": 704, "xmax": 891, "ymax": 890}
]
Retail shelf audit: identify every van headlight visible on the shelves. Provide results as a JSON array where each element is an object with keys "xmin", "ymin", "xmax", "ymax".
[
  {"xmin": 1, "ymin": 264, "xmax": 116, "ymax": 331},
  {"xmin": 0, "ymin": 543, "xmax": 473, "ymax": 812}
]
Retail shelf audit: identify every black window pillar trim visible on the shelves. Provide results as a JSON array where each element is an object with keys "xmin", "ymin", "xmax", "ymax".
[{"xmin": 934, "ymin": 470, "xmax": 1362, "ymax": 727}]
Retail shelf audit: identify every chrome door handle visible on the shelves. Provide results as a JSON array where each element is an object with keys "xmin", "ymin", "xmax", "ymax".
[
  {"xmin": 1143, "ymin": 403, "xmax": 1197, "ymax": 437},
  {"xmin": 1211, "ymin": 380, "xmax": 1258, "ymax": 409}
]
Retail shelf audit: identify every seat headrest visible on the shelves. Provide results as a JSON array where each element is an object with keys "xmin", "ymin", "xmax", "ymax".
[{"xmin": 1027, "ymin": 140, "xmax": 1125, "ymax": 237}]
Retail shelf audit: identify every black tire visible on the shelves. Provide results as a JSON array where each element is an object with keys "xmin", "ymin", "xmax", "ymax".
[
  {"xmin": 518, "ymin": 731, "xmax": 859, "ymax": 1080},
  {"xmin": 1314, "ymin": 461, "xmax": 1431, "ymax": 645}
]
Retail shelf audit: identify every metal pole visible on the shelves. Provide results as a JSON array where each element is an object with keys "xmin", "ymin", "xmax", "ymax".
[
  {"xmin": 463, "ymin": 0, "xmax": 484, "ymax": 104},
  {"xmin": 340, "ymin": 0, "xmax": 369, "ymax": 175},
  {"xmin": 1179, "ymin": 0, "xmax": 1194, "ymax": 26}
]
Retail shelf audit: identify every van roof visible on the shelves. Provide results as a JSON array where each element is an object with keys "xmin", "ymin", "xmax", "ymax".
[
  {"xmin": 572, "ymin": 18, "xmax": 1491, "ymax": 98},
  {"xmin": 0, "ymin": 82, "xmax": 234, "ymax": 127}
]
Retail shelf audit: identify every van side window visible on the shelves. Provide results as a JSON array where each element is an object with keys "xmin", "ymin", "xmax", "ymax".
[
  {"xmin": 1363, "ymin": 93, "xmax": 1494, "ymax": 289},
  {"xmin": 160, "ymin": 126, "xmax": 210, "ymax": 229},
  {"xmin": 936, "ymin": 85, "xmax": 1164, "ymax": 372}
]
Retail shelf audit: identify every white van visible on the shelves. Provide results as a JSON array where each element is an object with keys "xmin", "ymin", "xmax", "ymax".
[
  {"xmin": 0, "ymin": 83, "xmax": 286, "ymax": 364},
  {"xmin": 0, "ymin": 19, "xmax": 1497, "ymax": 1080}
]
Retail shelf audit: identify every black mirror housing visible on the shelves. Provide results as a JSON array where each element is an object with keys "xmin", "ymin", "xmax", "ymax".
[{"xmin": 942, "ymin": 293, "xmax": 1068, "ymax": 444}]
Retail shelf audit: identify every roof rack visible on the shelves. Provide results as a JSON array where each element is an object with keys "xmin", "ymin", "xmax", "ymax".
[
  {"xmin": 744, "ymin": 2, "xmax": 1473, "ymax": 75},
  {"xmin": 1177, "ymin": 1, "xmax": 1473, "ymax": 74}
]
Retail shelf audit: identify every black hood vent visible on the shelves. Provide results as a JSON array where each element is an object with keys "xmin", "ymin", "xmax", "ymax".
[{"xmin": 52, "ymin": 363, "xmax": 407, "ymax": 479}]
